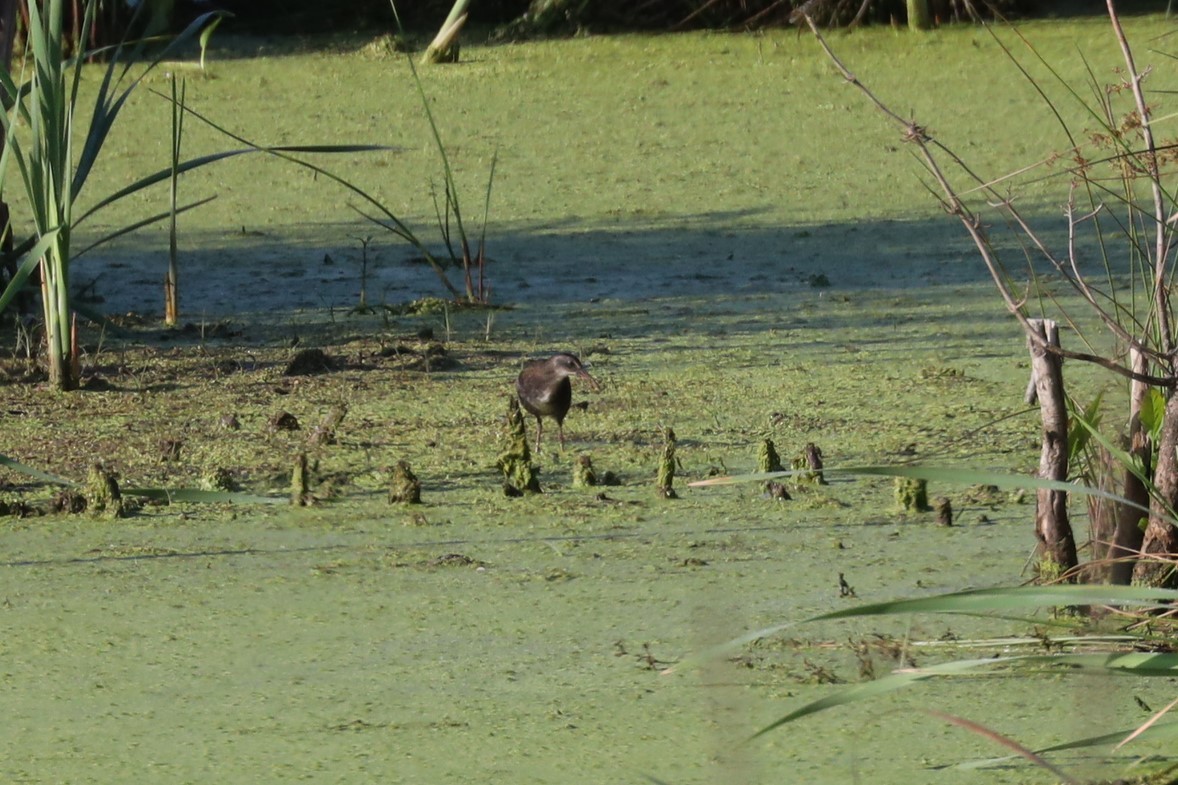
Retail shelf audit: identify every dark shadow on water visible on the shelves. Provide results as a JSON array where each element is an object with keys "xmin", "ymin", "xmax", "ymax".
[{"xmin": 70, "ymin": 208, "xmax": 1077, "ymax": 345}]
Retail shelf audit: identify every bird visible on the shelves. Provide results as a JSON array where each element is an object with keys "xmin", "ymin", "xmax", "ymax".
[{"xmin": 515, "ymin": 353, "xmax": 599, "ymax": 452}]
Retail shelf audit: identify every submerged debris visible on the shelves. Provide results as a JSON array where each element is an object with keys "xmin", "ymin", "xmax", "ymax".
[
  {"xmin": 765, "ymin": 481, "xmax": 792, "ymax": 501},
  {"xmin": 758, "ymin": 439, "xmax": 789, "ymax": 500},
  {"xmin": 399, "ymin": 297, "xmax": 450, "ymax": 316},
  {"xmin": 428, "ymin": 553, "xmax": 485, "ymax": 568},
  {"xmin": 613, "ymin": 639, "xmax": 676, "ymax": 670},
  {"xmin": 656, "ymin": 427, "xmax": 677, "ymax": 499},
  {"xmin": 269, "ymin": 411, "xmax": 300, "ymax": 432},
  {"xmin": 388, "ymin": 460, "xmax": 423, "ymax": 504},
  {"xmin": 284, "ymin": 348, "xmax": 337, "ymax": 376},
  {"xmin": 201, "ymin": 467, "xmax": 240, "ymax": 492},
  {"xmin": 157, "ymin": 437, "xmax": 183, "ymax": 463},
  {"xmin": 309, "ymin": 404, "xmax": 348, "ymax": 446},
  {"xmin": 805, "ymin": 442, "xmax": 827, "ymax": 484},
  {"xmin": 0, "ymin": 496, "xmax": 36, "ymax": 517},
  {"xmin": 291, "ymin": 452, "xmax": 312, "ymax": 506},
  {"xmin": 757, "ymin": 438, "xmax": 785, "ymax": 474},
  {"xmin": 379, "ymin": 340, "xmax": 452, "ymax": 372},
  {"xmin": 895, "ymin": 477, "xmax": 931, "ymax": 513},
  {"xmin": 791, "ymin": 442, "xmax": 827, "ymax": 485},
  {"xmin": 498, "ymin": 397, "xmax": 541, "ymax": 495},
  {"xmin": 86, "ymin": 463, "xmax": 126, "ymax": 519},
  {"xmin": 51, "ymin": 488, "xmax": 87, "ymax": 514},
  {"xmin": 572, "ymin": 454, "xmax": 597, "ymax": 488},
  {"xmin": 936, "ymin": 496, "xmax": 953, "ymax": 526}
]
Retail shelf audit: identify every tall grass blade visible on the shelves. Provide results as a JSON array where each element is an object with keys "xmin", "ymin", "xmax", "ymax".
[
  {"xmin": 1049, "ymin": 721, "xmax": 1178, "ymax": 754},
  {"xmin": 71, "ymin": 10, "xmax": 226, "ymax": 201},
  {"xmin": 725, "ymin": 585, "xmax": 1178, "ymax": 743},
  {"xmin": 1115, "ymin": 696, "xmax": 1178, "ymax": 751},
  {"xmin": 1065, "ymin": 390, "xmax": 1102, "ymax": 468},
  {"xmin": 198, "ymin": 14, "xmax": 225, "ymax": 72},
  {"xmin": 166, "ymin": 74, "xmax": 186, "ymax": 325},
  {"xmin": 951, "ymin": 721, "xmax": 1178, "ymax": 769},
  {"xmin": 0, "ymin": 1, "xmax": 229, "ymax": 388},
  {"xmin": 0, "ymin": 452, "xmax": 75, "ymax": 486},
  {"xmin": 803, "ymin": 585, "xmax": 1178, "ymax": 623},
  {"xmin": 75, "ymin": 196, "xmax": 216, "ymax": 259},
  {"xmin": 757, "ymin": 652, "xmax": 1178, "ymax": 739},
  {"xmin": 751, "ymin": 657, "xmax": 999, "ymax": 737},
  {"xmin": 671, "ymin": 585, "xmax": 1178, "ymax": 685},
  {"xmin": 926, "ymin": 710, "xmax": 1081, "ymax": 784},
  {"xmin": 156, "ymin": 99, "xmax": 460, "ymax": 299},
  {"xmin": 76, "ymin": 142, "xmax": 391, "ymax": 225},
  {"xmin": 0, "ymin": 228, "xmax": 61, "ymax": 313}
]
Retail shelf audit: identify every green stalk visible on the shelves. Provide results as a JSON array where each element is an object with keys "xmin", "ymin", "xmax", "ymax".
[
  {"xmin": 198, "ymin": 14, "xmax": 223, "ymax": 73},
  {"xmin": 0, "ymin": 3, "xmax": 390, "ymax": 379},
  {"xmin": 422, "ymin": 0, "xmax": 469, "ymax": 64},
  {"xmin": 407, "ymin": 54, "xmax": 496, "ymax": 303},
  {"xmin": 165, "ymin": 74, "xmax": 185, "ymax": 326},
  {"xmin": 25, "ymin": 0, "xmax": 84, "ymax": 389},
  {"xmin": 0, "ymin": 0, "xmax": 227, "ymax": 389},
  {"xmin": 148, "ymin": 93, "xmax": 457, "ymax": 299}
]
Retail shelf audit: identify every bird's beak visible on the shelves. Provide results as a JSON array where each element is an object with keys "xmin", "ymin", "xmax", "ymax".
[{"xmin": 577, "ymin": 368, "xmax": 601, "ymax": 391}]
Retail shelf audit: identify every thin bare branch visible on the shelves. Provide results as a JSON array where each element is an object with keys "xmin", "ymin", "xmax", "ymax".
[
  {"xmin": 1107, "ymin": 0, "xmax": 1173, "ymax": 362},
  {"xmin": 797, "ymin": 10, "xmax": 1177, "ymax": 389}
]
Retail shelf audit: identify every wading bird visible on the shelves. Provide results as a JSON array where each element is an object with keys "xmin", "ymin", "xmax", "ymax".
[{"xmin": 515, "ymin": 353, "xmax": 599, "ymax": 452}]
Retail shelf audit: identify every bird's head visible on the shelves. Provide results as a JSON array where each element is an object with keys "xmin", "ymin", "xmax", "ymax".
[{"xmin": 549, "ymin": 353, "xmax": 600, "ymax": 390}]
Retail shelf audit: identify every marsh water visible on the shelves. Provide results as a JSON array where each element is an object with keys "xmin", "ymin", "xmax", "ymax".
[{"xmin": 1, "ymin": 17, "xmax": 1175, "ymax": 784}]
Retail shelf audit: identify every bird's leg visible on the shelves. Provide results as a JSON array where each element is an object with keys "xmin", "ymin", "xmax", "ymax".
[
  {"xmin": 557, "ymin": 423, "xmax": 566, "ymax": 451},
  {"xmin": 534, "ymin": 416, "xmax": 544, "ymax": 453}
]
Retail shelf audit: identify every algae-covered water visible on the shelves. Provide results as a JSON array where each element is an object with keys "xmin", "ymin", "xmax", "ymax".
[{"xmin": 2, "ymin": 16, "xmax": 1176, "ymax": 784}]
